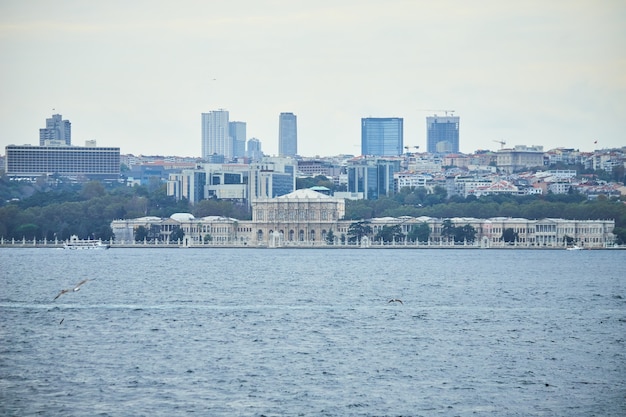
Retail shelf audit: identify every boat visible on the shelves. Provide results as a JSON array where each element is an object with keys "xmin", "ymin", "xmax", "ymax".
[
  {"xmin": 566, "ymin": 245, "xmax": 582, "ymax": 251},
  {"xmin": 64, "ymin": 235, "xmax": 110, "ymax": 250}
]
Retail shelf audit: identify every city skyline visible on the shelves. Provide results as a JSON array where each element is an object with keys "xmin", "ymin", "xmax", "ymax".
[{"xmin": 1, "ymin": 1, "xmax": 625, "ymax": 157}]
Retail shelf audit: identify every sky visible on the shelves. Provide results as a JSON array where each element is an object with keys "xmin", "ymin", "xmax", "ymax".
[{"xmin": 1, "ymin": 0, "xmax": 625, "ymax": 158}]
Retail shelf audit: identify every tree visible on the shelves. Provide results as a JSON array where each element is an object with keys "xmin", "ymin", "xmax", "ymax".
[
  {"xmin": 134, "ymin": 225, "xmax": 149, "ymax": 242},
  {"xmin": 441, "ymin": 219, "xmax": 455, "ymax": 242},
  {"xmin": 325, "ymin": 229, "xmax": 335, "ymax": 245},
  {"xmin": 456, "ymin": 224, "xmax": 477, "ymax": 243},
  {"xmin": 375, "ymin": 225, "xmax": 404, "ymax": 243},
  {"xmin": 563, "ymin": 235, "xmax": 575, "ymax": 245},
  {"xmin": 407, "ymin": 222, "xmax": 430, "ymax": 243},
  {"xmin": 170, "ymin": 226, "xmax": 185, "ymax": 242},
  {"xmin": 502, "ymin": 228, "xmax": 519, "ymax": 244},
  {"xmin": 347, "ymin": 221, "xmax": 372, "ymax": 243}
]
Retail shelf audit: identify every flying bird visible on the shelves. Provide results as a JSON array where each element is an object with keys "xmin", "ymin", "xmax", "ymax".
[
  {"xmin": 388, "ymin": 299, "xmax": 403, "ymax": 305},
  {"xmin": 53, "ymin": 279, "xmax": 93, "ymax": 300}
]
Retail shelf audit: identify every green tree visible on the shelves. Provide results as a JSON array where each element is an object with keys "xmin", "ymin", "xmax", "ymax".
[
  {"xmin": 134, "ymin": 225, "xmax": 149, "ymax": 242},
  {"xmin": 502, "ymin": 228, "xmax": 519, "ymax": 244},
  {"xmin": 407, "ymin": 222, "xmax": 430, "ymax": 243},
  {"xmin": 15, "ymin": 223, "xmax": 38, "ymax": 239},
  {"xmin": 375, "ymin": 225, "xmax": 404, "ymax": 243},
  {"xmin": 170, "ymin": 226, "xmax": 185, "ymax": 242},
  {"xmin": 455, "ymin": 224, "xmax": 477, "ymax": 243},
  {"xmin": 325, "ymin": 229, "xmax": 335, "ymax": 245},
  {"xmin": 441, "ymin": 219, "xmax": 455, "ymax": 242},
  {"xmin": 347, "ymin": 221, "xmax": 372, "ymax": 243}
]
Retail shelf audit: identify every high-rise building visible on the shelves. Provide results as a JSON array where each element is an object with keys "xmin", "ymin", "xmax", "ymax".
[
  {"xmin": 346, "ymin": 157, "xmax": 401, "ymax": 200},
  {"xmin": 278, "ymin": 113, "xmax": 297, "ymax": 157},
  {"xmin": 39, "ymin": 114, "xmax": 71, "ymax": 146},
  {"xmin": 426, "ymin": 115, "xmax": 460, "ymax": 154},
  {"xmin": 201, "ymin": 110, "xmax": 232, "ymax": 160},
  {"xmin": 361, "ymin": 117, "xmax": 403, "ymax": 157},
  {"xmin": 247, "ymin": 138, "xmax": 263, "ymax": 160},
  {"xmin": 229, "ymin": 121, "xmax": 247, "ymax": 159}
]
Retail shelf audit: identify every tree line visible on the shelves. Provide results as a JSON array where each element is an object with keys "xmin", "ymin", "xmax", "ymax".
[
  {"xmin": 1, "ymin": 175, "xmax": 625, "ymax": 244},
  {"xmin": 0, "ymin": 176, "xmax": 249, "ymax": 241}
]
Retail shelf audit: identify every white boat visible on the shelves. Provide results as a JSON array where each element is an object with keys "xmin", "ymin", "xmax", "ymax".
[
  {"xmin": 566, "ymin": 245, "xmax": 582, "ymax": 251},
  {"xmin": 64, "ymin": 235, "xmax": 110, "ymax": 250}
]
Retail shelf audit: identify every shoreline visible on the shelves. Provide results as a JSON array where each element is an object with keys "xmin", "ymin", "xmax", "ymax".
[{"xmin": 0, "ymin": 242, "xmax": 623, "ymax": 250}]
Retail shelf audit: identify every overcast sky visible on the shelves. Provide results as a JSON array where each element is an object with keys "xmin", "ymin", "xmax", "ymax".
[{"xmin": 1, "ymin": 0, "xmax": 625, "ymax": 158}]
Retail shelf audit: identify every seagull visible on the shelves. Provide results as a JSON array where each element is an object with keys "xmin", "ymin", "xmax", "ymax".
[
  {"xmin": 54, "ymin": 279, "xmax": 93, "ymax": 300},
  {"xmin": 388, "ymin": 298, "xmax": 403, "ymax": 305}
]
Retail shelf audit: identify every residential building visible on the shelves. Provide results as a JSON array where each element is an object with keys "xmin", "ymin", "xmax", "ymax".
[
  {"xmin": 496, "ymin": 145, "xmax": 544, "ymax": 174},
  {"xmin": 5, "ymin": 145, "xmax": 120, "ymax": 181},
  {"xmin": 395, "ymin": 171, "xmax": 433, "ymax": 191},
  {"xmin": 40, "ymin": 114, "xmax": 71, "ymax": 146},
  {"xmin": 361, "ymin": 117, "xmax": 403, "ymax": 157},
  {"xmin": 426, "ymin": 115, "xmax": 459, "ymax": 154},
  {"xmin": 201, "ymin": 109, "xmax": 232, "ymax": 161},
  {"xmin": 278, "ymin": 112, "xmax": 298, "ymax": 157}
]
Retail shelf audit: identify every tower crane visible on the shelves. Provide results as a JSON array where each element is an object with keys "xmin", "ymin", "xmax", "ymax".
[
  {"xmin": 417, "ymin": 109, "xmax": 455, "ymax": 117},
  {"xmin": 493, "ymin": 140, "xmax": 506, "ymax": 149}
]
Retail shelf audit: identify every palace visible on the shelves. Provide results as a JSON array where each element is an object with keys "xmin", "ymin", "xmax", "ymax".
[{"xmin": 111, "ymin": 189, "xmax": 616, "ymax": 248}]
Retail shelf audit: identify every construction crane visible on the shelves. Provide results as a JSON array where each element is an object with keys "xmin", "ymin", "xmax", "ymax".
[
  {"xmin": 493, "ymin": 140, "xmax": 506, "ymax": 149},
  {"xmin": 417, "ymin": 109, "xmax": 455, "ymax": 117}
]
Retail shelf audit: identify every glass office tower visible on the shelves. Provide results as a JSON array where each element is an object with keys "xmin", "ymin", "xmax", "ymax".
[
  {"xmin": 278, "ymin": 113, "xmax": 297, "ymax": 157},
  {"xmin": 426, "ymin": 116, "xmax": 460, "ymax": 154},
  {"xmin": 361, "ymin": 117, "xmax": 403, "ymax": 156}
]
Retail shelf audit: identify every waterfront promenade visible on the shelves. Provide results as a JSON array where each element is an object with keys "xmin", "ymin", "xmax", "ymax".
[{"xmin": 1, "ymin": 237, "xmax": 622, "ymax": 250}]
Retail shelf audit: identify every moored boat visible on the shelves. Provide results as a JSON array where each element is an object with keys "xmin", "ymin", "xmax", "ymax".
[{"xmin": 64, "ymin": 235, "xmax": 110, "ymax": 250}]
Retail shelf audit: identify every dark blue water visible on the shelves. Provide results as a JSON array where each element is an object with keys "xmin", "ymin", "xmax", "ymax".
[{"xmin": 1, "ymin": 248, "xmax": 625, "ymax": 416}]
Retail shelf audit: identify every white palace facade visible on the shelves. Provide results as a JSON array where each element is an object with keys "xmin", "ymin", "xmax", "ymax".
[{"xmin": 110, "ymin": 189, "xmax": 616, "ymax": 248}]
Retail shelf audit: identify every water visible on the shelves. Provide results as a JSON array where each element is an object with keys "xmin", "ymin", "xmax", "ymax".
[{"xmin": 1, "ymin": 248, "xmax": 625, "ymax": 416}]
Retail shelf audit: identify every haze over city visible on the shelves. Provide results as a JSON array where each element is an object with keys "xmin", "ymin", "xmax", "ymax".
[{"xmin": 1, "ymin": 0, "xmax": 625, "ymax": 158}]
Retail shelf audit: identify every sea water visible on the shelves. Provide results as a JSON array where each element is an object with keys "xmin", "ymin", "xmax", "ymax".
[{"xmin": 1, "ymin": 248, "xmax": 625, "ymax": 416}]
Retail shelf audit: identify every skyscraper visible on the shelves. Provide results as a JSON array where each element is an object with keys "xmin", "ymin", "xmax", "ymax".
[
  {"xmin": 278, "ymin": 113, "xmax": 297, "ymax": 157},
  {"xmin": 426, "ymin": 115, "xmax": 460, "ymax": 154},
  {"xmin": 39, "ymin": 114, "xmax": 71, "ymax": 146},
  {"xmin": 247, "ymin": 138, "xmax": 263, "ymax": 160},
  {"xmin": 201, "ymin": 110, "xmax": 231, "ymax": 160},
  {"xmin": 361, "ymin": 117, "xmax": 403, "ymax": 156},
  {"xmin": 229, "ymin": 121, "xmax": 246, "ymax": 159}
]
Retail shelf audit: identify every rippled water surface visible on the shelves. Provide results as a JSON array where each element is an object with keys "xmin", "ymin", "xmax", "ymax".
[{"xmin": 1, "ymin": 248, "xmax": 625, "ymax": 416}]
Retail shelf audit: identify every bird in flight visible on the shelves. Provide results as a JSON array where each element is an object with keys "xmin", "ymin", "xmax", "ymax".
[
  {"xmin": 54, "ymin": 279, "xmax": 93, "ymax": 300},
  {"xmin": 388, "ymin": 298, "xmax": 403, "ymax": 305}
]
